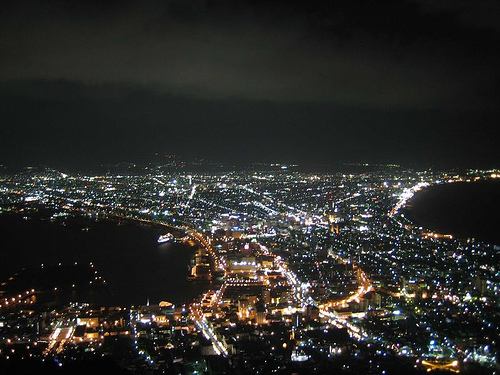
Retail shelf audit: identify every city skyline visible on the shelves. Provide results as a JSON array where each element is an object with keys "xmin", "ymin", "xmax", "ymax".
[
  {"xmin": 1, "ymin": 2, "xmax": 500, "ymax": 373},
  {"xmin": 1, "ymin": 166, "xmax": 499, "ymax": 374}
]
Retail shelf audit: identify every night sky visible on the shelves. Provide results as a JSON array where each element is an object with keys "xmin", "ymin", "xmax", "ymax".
[{"xmin": 1, "ymin": 0, "xmax": 499, "ymax": 170}]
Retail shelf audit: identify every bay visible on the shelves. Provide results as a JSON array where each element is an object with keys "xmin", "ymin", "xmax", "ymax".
[
  {"xmin": 405, "ymin": 179, "xmax": 500, "ymax": 245},
  {"xmin": 0, "ymin": 214, "xmax": 206, "ymax": 306}
]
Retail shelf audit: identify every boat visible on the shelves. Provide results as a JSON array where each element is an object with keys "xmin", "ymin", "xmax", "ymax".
[{"xmin": 157, "ymin": 233, "xmax": 174, "ymax": 244}]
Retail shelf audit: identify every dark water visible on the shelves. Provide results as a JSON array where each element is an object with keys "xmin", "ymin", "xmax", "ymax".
[
  {"xmin": 0, "ymin": 214, "xmax": 207, "ymax": 306},
  {"xmin": 405, "ymin": 180, "xmax": 500, "ymax": 245}
]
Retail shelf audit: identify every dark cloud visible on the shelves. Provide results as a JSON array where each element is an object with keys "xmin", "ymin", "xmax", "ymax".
[
  {"xmin": 1, "ymin": 0, "xmax": 499, "ymax": 168},
  {"xmin": 1, "ymin": 0, "xmax": 499, "ymax": 108}
]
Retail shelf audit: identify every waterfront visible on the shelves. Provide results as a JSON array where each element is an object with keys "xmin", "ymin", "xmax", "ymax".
[
  {"xmin": 0, "ymin": 214, "xmax": 207, "ymax": 306},
  {"xmin": 405, "ymin": 179, "xmax": 500, "ymax": 245}
]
